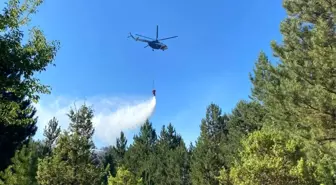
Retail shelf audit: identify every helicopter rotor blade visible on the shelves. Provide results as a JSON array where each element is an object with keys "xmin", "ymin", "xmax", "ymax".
[
  {"xmin": 132, "ymin": 36, "xmax": 151, "ymax": 43},
  {"xmin": 158, "ymin": 36, "xmax": 178, "ymax": 41},
  {"xmin": 138, "ymin": 39, "xmax": 151, "ymax": 43},
  {"xmin": 135, "ymin": 34, "xmax": 154, "ymax": 40},
  {"xmin": 144, "ymin": 45, "xmax": 149, "ymax": 48},
  {"xmin": 156, "ymin": 25, "xmax": 158, "ymax": 40}
]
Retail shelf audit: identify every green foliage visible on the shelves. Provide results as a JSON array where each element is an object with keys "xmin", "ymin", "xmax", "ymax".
[
  {"xmin": 101, "ymin": 146, "xmax": 117, "ymax": 182},
  {"xmin": 0, "ymin": 140, "xmax": 43, "ymax": 185},
  {"xmin": 0, "ymin": 0, "xmax": 59, "ymax": 171},
  {"xmin": 124, "ymin": 120, "xmax": 157, "ymax": 185},
  {"xmin": 220, "ymin": 100, "xmax": 265, "ymax": 168},
  {"xmin": 37, "ymin": 133, "xmax": 106, "ymax": 185},
  {"xmin": 0, "ymin": 92, "xmax": 38, "ymax": 171},
  {"xmin": 1, "ymin": 0, "xmax": 336, "ymax": 184},
  {"xmin": 250, "ymin": 0, "xmax": 336, "ymax": 143},
  {"xmin": 36, "ymin": 104, "xmax": 106, "ymax": 185},
  {"xmin": 0, "ymin": 0, "xmax": 44, "ymax": 29},
  {"xmin": 191, "ymin": 101, "xmax": 264, "ymax": 185},
  {"xmin": 114, "ymin": 131, "xmax": 127, "ymax": 165},
  {"xmin": 153, "ymin": 124, "xmax": 190, "ymax": 185},
  {"xmin": 107, "ymin": 166, "xmax": 142, "ymax": 185},
  {"xmin": 0, "ymin": 0, "xmax": 60, "ymax": 121},
  {"xmin": 226, "ymin": 130, "xmax": 317, "ymax": 185},
  {"xmin": 191, "ymin": 103, "xmax": 228, "ymax": 185},
  {"xmin": 101, "ymin": 131, "xmax": 128, "ymax": 184},
  {"xmin": 231, "ymin": 0, "xmax": 336, "ymax": 184},
  {"xmin": 42, "ymin": 117, "xmax": 61, "ymax": 156}
]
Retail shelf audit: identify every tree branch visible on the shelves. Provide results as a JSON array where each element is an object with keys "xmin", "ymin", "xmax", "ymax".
[
  {"xmin": 293, "ymin": 68, "xmax": 336, "ymax": 96},
  {"xmin": 317, "ymin": 137, "xmax": 336, "ymax": 144}
]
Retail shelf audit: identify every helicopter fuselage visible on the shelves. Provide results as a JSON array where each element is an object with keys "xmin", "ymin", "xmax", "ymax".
[
  {"xmin": 129, "ymin": 25, "xmax": 176, "ymax": 51},
  {"xmin": 148, "ymin": 40, "xmax": 168, "ymax": 51}
]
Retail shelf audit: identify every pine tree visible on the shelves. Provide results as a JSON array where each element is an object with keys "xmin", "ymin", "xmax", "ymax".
[
  {"xmin": 153, "ymin": 123, "xmax": 188, "ymax": 185},
  {"xmin": 37, "ymin": 104, "xmax": 105, "ymax": 185},
  {"xmin": 0, "ymin": 140, "xmax": 44, "ymax": 185},
  {"xmin": 114, "ymin": 131, "xmax": 127, "ymax": 165},
  {"xmin": 249, "ymin": 0, "xmax": 336, "ymax": 147},
  {"xmin": 226, "ymin": 130, "xmax": 318, "ymax": 185},
  {"xmin": 42, "ymin": 117, "xmax": 61, "ymax": 156},
  {"xmin": 0, "ymin": 0, "xmax": 59, "ymax": 171},
  {"xmin": 124, "ymin": 119, "xmax": 157, "ymax": 185},
  {"xmin": 220, "ymin": 100, "xmax": 265, "ymax": 169},
  {"xmin": 100, "ymin": 131, "xmax": 128, "ymax": 184},
  {"xmin": 191, "ymin": 103, "xmax": 229, "ymax": 185},
  {"xmin": 101, "ymin": 146, "xmax": 117, "ymax": 184},
  {"xmin": 224, "ymin": 0, "xmax": 336, "ymax": 184},
  {"xmin": 0, "ymin": 92, "xmax": 37, "ymax": 171},
  {"xmin": 183, "ymin": 142, "xmax": 194, "ymax": 185}
]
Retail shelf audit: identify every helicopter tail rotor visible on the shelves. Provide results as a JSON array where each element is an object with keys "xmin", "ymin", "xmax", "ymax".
[{"xmin": 128, "ymin": 32, "xmax": 138, "ymax": 41}]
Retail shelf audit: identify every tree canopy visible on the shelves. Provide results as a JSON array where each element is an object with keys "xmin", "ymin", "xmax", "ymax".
[
  {"xmin": 1, "ymin": 0, "xmax": 335, "ymax": 184},
  {"xmin": 0, "ymin": 0, "xmax": 59, "ymax": 172}
]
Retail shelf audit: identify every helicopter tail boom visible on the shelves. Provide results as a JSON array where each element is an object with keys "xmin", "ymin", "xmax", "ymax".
[
  {"xmin": 127, "ymin": 33, "xmax": 139, "ymax": 41},
  {"xmin": 128, "ymin": 33, "xmax": 150, "ymax": 43}
]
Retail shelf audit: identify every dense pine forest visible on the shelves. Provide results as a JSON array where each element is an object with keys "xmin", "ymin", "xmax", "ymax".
[{"xmin": 1, "ymin": 0, "xmax": 336, "ymax": 184}]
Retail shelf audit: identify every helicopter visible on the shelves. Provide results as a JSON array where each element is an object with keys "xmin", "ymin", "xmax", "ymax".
[{"xmin": 128, "ymin": 25, "xmax": 178, "ymax": 51}]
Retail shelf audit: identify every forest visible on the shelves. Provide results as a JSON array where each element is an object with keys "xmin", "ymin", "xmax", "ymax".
[{"xmin": 1, "ymin": 0, "xmax": 336, "ymax": 184}]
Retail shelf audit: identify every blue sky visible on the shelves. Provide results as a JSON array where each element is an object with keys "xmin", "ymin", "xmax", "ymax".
[{"xmin": 3, "ymin": 0, "xmax": 286, "ymax": 147}]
